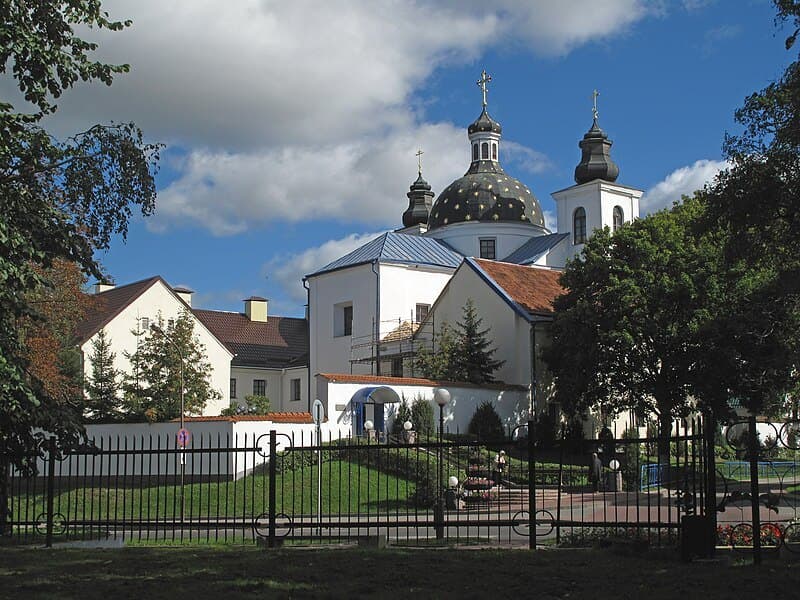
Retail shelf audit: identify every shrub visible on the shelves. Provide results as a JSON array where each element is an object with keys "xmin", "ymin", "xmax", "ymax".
[
  {"xmin": 221, "ymin": 394, "xmax": 270, "ymax": 416},
  {"xmin": 468, "ymin": 401, "xmax": 505, "ymax": 441},
  {"xmin": 411, "ymin": 396, "xmax": 434, "ymax": 437},
  {"xmin": 392, "ymin": 396, "xmax": 413, "ymax": 434}
]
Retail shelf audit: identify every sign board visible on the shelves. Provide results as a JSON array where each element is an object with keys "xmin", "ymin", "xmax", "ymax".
[
  {"xmin": 177, "ymin": 428, "xmax": 191, "ymax": 448},
  {"xmin": 312, "ymin": 399, "xmax": 324, "ymax": 426}
]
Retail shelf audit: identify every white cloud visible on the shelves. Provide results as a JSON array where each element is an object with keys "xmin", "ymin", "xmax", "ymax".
[
  {"xmin": 452, "ymin": 0, "xmax": 654, "ymax": 56},
  {"xmin": 17, "ymin": 0, "xmax": 655, "ymax": 149},
  {"xmin": 264, "ymin": 232, "xmax": 386, "ymax": 302},
  {"xmin": 641, "ymin": 159, "xmax": 728, "ymax": 214},
  {"xmin": 543, "ymin": 210, "xmax": 557, "ymax": 233},
  {"xmin": 504, "ymin": 141, "xmax": 554, "ymax": 175},
  {"xmin": 151, "ymin": 122, "xmax": 475, "ymax": 234}
]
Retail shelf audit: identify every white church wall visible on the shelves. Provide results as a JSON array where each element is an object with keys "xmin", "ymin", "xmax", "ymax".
[
  {"xmin": 551, "ymin": 179, "xmax": 642, "ymax": 261},
  {"xmin": 425, "ymin": 221, "xmax": 547, "ymax": 260},
  {"xmin": 378, "ymin": 263, "xmax": 452, "ymax": 331},
  {"xmin": 80, "ymin": 281, "xmax": 232, "ymax": 416},
  {"xmin": 426, "ymin": 263, "xmax": 533, "ymax": 388},
  {"xmin": 308, "ymin": 263, "xmax": 377, "ymax": 378}
]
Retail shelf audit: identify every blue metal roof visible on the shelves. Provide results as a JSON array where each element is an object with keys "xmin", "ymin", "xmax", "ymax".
[
  {"xmin": 501, "ymin": 233, "xmax": 569, "ymax": 265},
  {"xmin": 307, "ymin": 232, "xmax": 464, "ymax": 277}
]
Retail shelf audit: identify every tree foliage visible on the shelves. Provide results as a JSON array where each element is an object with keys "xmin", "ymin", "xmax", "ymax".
[
  {"xmin": 123, "ymin": 312, "xmax": 220, "ymax": 422},
  {"xmin": 0, "ymin": 1, "xmax": 159, "ymax": 474},
  {"xmin": 543, "ymin": 199, "xmax": 728, "ymax": 454},
  {"xmin": 415, "ymin": 299, "xmax": 505, "ymax": 384},
  {"xmin": 696, "ymin": 0, "xmax": 800, "ymax": 414},
  {"xmin": 84, "ymin": 328, "xmax": 122, "ymax": 423},
  {"xmin": 410, "ymin": 396, "xmax": 434, "ymax": 438},
  {"xmin": 467, "ymin": 401, "xmax": 505, "ymax": 440}
]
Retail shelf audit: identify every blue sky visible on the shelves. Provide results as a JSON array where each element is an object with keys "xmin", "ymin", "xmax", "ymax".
[{"xmin": 22, "ymin": 1, "xmax": 794, "ymax": 317}]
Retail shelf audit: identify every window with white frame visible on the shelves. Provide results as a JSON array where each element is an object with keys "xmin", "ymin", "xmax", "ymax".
[
  {"xmin": 613, "ymin": 206, "xmax": 624, "ymax": 232},
  {"xmin": 140, "ymin": 317, "xmax": 149, "ymax": 331}
]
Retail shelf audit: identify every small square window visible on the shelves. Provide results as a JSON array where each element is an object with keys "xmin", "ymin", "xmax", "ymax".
[
  {"xmin": 140, "ymin": 317, "xmax": 149, "ymax": 331},
  {"xmin": 479, "ymin": 238, "xmax": 496, "ymax": 259}
]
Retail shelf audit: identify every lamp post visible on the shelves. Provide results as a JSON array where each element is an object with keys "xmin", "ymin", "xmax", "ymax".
[
  {"xmin": 433, "ymin": 388, "xmax": 450, "ymax": 540},
  {"xmin": 150, "ymin": 323, "xmax": 185, "ymax": 521}
]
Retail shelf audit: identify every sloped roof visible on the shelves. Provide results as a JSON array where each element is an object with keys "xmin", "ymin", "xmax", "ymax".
[
  {"xmin": 502, "ymin": 232, "xmax": 569, "ymax": 265},
  {"xmin": 318, "ymin": 372, "xmax": 527, "ymax": 391},
  {"xmin": 381, "ymin": 320, "xmax": 419, "ymax": 342},
  {"xmin": 193, "ymin": 309, "xmax": 308, "ymax": 369},
  {"xmin": 75, "ymin": 276, "xmax": 165, "ymax": 344},
  {"xmin": 307, "ymin": 231, "xmax": 463, "ymax": 278},
  {"xmin": 471, "ymin": 258, "xmax": 565, "ymax": 319}
]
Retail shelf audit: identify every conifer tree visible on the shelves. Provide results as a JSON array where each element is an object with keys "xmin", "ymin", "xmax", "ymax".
[
  {"xmin": 84, "ymin": 329, "xmax": 122, "ymax": 423},
  {"xmin": 123, "ymin": 311, "xmax": 220, "ymax": 422}
]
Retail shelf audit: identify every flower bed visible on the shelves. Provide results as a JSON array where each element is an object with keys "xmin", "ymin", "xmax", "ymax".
[{"xmin": 463, "ymin": 477, "xmax": 493, "ymax": 490}]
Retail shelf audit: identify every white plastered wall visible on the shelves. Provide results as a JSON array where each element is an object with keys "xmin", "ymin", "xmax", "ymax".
[
  {"xmin": 551, "ymin": 179, "xmax": 643, "ymax": 262},
  {"xmin": 425, "ymin": 221, "xmax": 548, "ymax": 260},
  {"xmin": 80, "ymin": 281, "xmax": 232, "ymax": 416}
]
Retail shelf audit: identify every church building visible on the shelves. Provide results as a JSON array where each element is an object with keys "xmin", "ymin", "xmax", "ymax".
[{"xmin": 305, "ymin": 72, "xmax": 643, "ymax": 432}]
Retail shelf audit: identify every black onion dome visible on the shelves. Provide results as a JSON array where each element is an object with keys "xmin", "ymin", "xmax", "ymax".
[
  {"xmin": 402, "ymin": 173, "xmax": 434, "ymax": 227},
  {"xmin": 467, "ymin": 108, "xmax": 502, "ymax": 135},
  {"xmin": 574, "ymin": 118, "xmax": 619, "ymax": 184},
  {"xmin": 427, "ymin": 161, "xmax": 544, "ymax": 230}
]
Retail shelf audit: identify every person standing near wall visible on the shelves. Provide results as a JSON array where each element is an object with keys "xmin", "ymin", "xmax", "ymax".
[{"xmin": 589, "ymin": 452, "xmax": 602, "ymax": 492}]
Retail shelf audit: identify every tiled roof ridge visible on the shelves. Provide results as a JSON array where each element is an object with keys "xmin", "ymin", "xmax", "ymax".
[{"xmin": 318, "ymin": 372, "xmax": 527, "ymax": 391}]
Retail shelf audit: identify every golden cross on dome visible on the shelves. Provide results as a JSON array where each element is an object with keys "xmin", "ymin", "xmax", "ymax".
[
  {"xmin": 415, "ymin": 148, "xmax": 424, "ymax": 175},
  {"xmin": 477, "ymin": 69, "xmax": 492, "ymax": 107},
  {"xmin": 592, "ymin": 89, "xmax": 600, "ymax": 121}
]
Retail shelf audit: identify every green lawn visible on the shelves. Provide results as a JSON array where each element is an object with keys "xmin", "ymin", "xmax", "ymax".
[
  {"xmin": 0, "ymin": 545, "xmax": 796, "ymax": 599},
  {"xmin": 9, "ymin": 461, "xmax": 419, "ymax": 524}
]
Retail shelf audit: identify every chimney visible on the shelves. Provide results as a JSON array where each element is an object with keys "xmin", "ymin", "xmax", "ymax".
[
  {"xmin": 173, "ymin": 285, "xmax": 195, "ymax": 307},
  {"xmin": 94, "ymin": 282, "xmax": 115, "ymax": 294},
  {"xmin": 244, "ymin": 296, "xmax": 268, "ymax": 322}
]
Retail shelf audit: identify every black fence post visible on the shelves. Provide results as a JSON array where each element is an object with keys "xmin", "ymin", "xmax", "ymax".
[
  {"xmin": 528, "ymin": 419, "xmax": 535, "ymax": 550},
  {"xmin": 268, "ymin": 430, "xmax": 276, "ymax": 548},
  {"xmin": 703, "ymin": 413, "xmax": 717, "ymax": 558},
  {"xmin": 748, "ymin": 415, "xmax": 761, "ymax": 565},
  {"xmin": 45, "ymin": 437, "xmax": 56, "ymax": 548}
]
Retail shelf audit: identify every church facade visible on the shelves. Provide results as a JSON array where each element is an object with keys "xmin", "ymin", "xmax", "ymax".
[{"xmin": 305, "ymin": 72, "xmax": 642, "ymax": 431}]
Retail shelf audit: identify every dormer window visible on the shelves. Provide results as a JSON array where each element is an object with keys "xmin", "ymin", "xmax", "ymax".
[{"xmin": 574, "ymin": 207, "xmax": 587, "ymax": 244}]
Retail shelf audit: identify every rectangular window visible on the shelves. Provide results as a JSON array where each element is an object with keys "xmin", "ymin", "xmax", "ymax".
[
  {"xmin": 391, "ymin": 357, "xmax": 403, "ymax": 377},
  {"xmin": 415, "ymin": 303, "xmax": 430, "ymax": 323},
  {"xmin": 335, "ymin": 302, "xmax": 354, "ymax": 337},
  {"xmin": 291, "ymin": 378, "xmax": 301, "ymax": 402},
  {"xmin": 140, "ymin": 316, "xmax": 149, "ymax": 331},
  {"xmin": 253, "ymin": 379, "xmax": 266, "ymax": 396},
  {"xmin": 230, "ymin": 378, "xmax": 237, "ymax": 399},
  {"xmin": 167, "ymin": 318, "xmax": 175, "ymax": 329},
  {"xmin": 479, "ymin": 238, "xmax": 496, "ymax": 259}
]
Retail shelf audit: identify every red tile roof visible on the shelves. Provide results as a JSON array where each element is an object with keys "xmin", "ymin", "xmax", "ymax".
[
  {"xmin": 318, "ymin": 373, "xmax": 527, "ymax": 391},
  {"xmin": 75, "ymin": 277, "xmax": 166, "ymax": 343},
  {"xmin": 193, "ymin": 309, "xmax": 308, "ymax": 369},
  {"xmin": 177, "ymin": 412, "xmax": 313, "ymax": 424},
  {"xmin": 472, "ymin": 259, "xmax": 565, "ymax": 317}
]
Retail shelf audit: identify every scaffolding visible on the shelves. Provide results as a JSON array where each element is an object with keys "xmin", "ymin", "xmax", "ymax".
[{"xmin": 349, "ymin": 311, "xmax": 437, "ymax": 377}]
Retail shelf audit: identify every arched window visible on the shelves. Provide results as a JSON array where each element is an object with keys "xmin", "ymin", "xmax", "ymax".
[
  {"xmin": 612, "ymin": 206, "xmax": 624, "ymax": 232},
  {"xmin": 481, "ymin": 142, "xmax": 489, "ymax": 159},
  {"xmin": 472, "ymin": 144, "xmax": 478, "ymax": 161},
  {"xmin": 492, "ymin": 143, "xmax": 497, "ymax": 160},
  {"xmin": 573, "ymin": 207, "xmax": 587, "ymax": 244}
]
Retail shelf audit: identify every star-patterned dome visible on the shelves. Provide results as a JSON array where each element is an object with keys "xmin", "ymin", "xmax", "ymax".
[{"xmin": 427, "ymin": 160, "xmax": 544, "ymax": 229}]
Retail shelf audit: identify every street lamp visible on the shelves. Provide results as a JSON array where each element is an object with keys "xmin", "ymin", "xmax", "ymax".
[
  {"xmin": 433, "ymin": 388, "xmax": 451, "ymax": 539},
  {"xmin": 150, "ymin": 323, "xmax": 186, "ymax": 521}
]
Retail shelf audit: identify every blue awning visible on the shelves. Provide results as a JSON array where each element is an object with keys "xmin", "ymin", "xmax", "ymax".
[{"xmin": 350, "ymin": 386, "xmax": 401, "ymax": 405}]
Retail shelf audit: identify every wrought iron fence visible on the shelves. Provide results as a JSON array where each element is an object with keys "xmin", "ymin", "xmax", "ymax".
[{"xmin": 13, "ymin": 416, "xmax": 791, "ymax": 551}]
